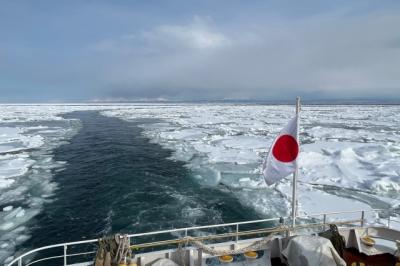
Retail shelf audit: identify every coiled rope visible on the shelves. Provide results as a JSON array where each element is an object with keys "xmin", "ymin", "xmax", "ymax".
[
  {"xmin": 95, "ymin": 234, "xmax": 133, "ymax": 266},
  {"xmin": 116, "ymin": 234, "xmax": 132, "ymax": 264}
]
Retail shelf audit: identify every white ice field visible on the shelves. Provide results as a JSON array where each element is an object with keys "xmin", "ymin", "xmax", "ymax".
[{"xmin": 1, "ymin": 104, "xmax": 400, "ymax": 263}]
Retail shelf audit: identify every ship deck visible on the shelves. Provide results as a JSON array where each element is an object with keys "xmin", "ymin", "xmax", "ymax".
[{"xmin": 6, "ymin": 209, "xmax": 400, "ymax": 266}]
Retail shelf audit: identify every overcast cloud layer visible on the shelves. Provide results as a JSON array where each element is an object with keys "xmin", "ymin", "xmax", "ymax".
[{"xmin": 1, "ymin": 1, "xmax": 400, "ymax": 102}]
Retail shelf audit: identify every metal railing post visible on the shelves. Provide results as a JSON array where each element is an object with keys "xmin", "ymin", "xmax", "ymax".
[
  {"xmin": 361, "ymin": 211, "xmax": 365, "ymax": 227},
  {"xmin": 18, "ymin": 258, "xmax": 22, "ymax": 266},
  {"xmin": 323, "ymin": 214, "xmax": 327, "ymax": 231},
  {"xmin": 184, "ymin": 229, "xmax": 188, "ymax": 238},
  {"xmin": 235, "ymin": 224, "xmax": 239, "ymax": 243},
  {"xmin": 388, "ymin": 216, "xmax": 391, "ymax": 228},
  {"xmin": 63, "ymin": 245, "xmax": 67, "ymax": 266}
]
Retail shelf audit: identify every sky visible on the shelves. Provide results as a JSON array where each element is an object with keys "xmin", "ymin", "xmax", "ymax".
[{"xmin": 0, "ymin": 0, "xmax": 400, "ymax": 102}]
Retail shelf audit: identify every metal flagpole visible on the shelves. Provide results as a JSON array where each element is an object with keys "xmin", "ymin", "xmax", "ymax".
[{"xmin": 291, "ymin": 97, "xmax": 300, "ymax": 228}]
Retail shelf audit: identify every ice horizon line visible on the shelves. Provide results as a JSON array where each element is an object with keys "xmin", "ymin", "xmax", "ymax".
[{"xmin": 0, "ymin": 99, "xmax": 400, "ymax": 105}]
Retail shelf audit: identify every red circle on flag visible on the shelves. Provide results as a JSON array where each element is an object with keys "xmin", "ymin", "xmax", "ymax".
[{"xmin": 272, "ymin": 135, "xmax": 299, "ymax": 162}]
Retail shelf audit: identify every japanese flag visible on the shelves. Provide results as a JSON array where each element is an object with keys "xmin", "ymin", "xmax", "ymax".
[{"xmin": 262, "ymin": 116, "xmax": 299, "ymax": 185}]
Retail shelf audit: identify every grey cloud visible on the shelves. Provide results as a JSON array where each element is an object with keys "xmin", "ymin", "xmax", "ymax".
[
  {"xmin": 89, "ymin": 11, "xmax": 400, "ymax": 101},
  {"xmin": 2, "ymin": 6, "xmax": 399, "ymax": 102}
]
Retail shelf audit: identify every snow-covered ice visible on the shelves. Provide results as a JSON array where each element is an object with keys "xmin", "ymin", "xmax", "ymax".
[{"xmin": 103, "ymin": 104, "xmax": 400, "ymax": 222}]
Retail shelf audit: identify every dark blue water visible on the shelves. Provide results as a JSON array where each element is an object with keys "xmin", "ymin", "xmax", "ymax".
[{"xmin": 20, "ymin": 111, "xmax": 261, "ymax": 263}]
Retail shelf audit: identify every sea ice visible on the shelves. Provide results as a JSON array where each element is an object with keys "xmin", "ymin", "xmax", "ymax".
[
  {"xmin": 2, "ymin": 206, "xmax": 13, "ymax": 212},
  {"xmin": 1, "ymin": 103, "xmax": 399, "ymax": 263},
  {"xmin": 103, "ymin": 104, "xmax": 400, "ymax": 224}
]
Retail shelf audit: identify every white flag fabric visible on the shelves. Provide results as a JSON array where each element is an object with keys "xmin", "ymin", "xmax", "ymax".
[{"xmin": 262, "ymin": 116, "xmax": 299, "ymax": 185}]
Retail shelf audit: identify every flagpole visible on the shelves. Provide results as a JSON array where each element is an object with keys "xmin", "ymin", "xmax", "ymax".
[{"xmin": 291, "ymin": 97, "xmax": 300, "ymax": 228}]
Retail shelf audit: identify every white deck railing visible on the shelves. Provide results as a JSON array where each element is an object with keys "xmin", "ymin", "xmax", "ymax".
[{"xmin": 5, "ymin": 208, "xmax": 397, "ymax": 266}]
